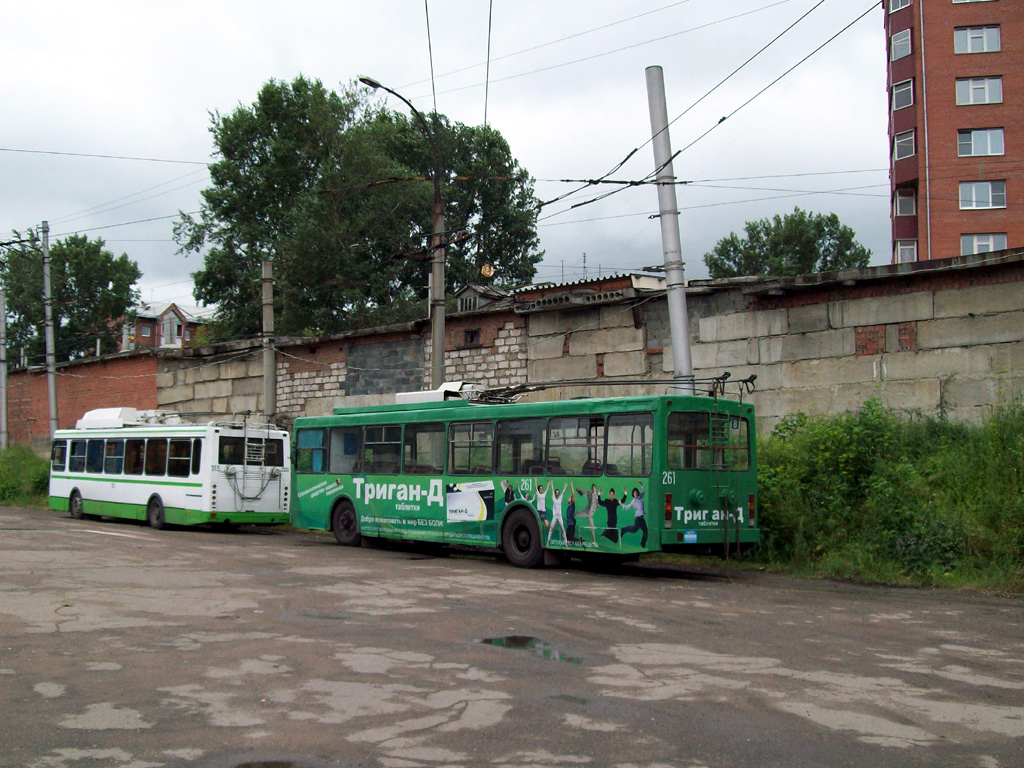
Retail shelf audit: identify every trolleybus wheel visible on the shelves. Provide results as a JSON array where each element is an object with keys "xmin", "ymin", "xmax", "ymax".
[
  {"xmin": 331, "ymin": 502, "xmax": 362, "ymax": 547},
  {"xmin": 69, "ymin": 491, "xmax": 84, "ymax": 520},
  {"xmin": 502, "ymin": 509, "xmax": 543, "ymax": 569},
  {"xmin": 147, "ymin": 497, "xmax": 165, "ymax": 530}
]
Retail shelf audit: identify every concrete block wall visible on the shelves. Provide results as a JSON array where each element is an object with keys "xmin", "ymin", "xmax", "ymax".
[
  {"xmin": 646, "ymin": 263, "xmax": 1024, "ymax": 431},
  {"xmin": 445, "ymin": 314, "xmax": 528, "ymax": 388},
  {"xmin": 157, "ymin": 343, "xmax": 264, "ymax": 419}
]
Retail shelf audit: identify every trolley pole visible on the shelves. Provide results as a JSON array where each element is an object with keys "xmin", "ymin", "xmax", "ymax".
[
  {"xmin": 41, "ymin": 221, "xmax": 59, "ymax": 436},
  {"xmin": 645, "ymin": 66, "xmax": 694, "ymax": 395}
]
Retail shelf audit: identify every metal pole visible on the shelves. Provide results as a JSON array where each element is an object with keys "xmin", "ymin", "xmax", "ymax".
[
  {"xmin": 41, "ymin": 221, "xmax": 59, "ymax": 436},
  {"xmin": 645, "ymin": 66, "xmax": 694, "ymax": 394},
  {"xmin": 430, "ymin": 180, "xmax": 446, "ymax": 389},
  {"xmin": 0, "ymin": 287, "xmax": 7, "ymax": 449},
  {"xmin": 262, "ymin": 259, "xmax": 276, "ymax": 421}
]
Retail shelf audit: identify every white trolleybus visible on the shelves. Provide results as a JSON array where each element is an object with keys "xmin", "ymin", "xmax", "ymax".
[{"xmin": 49, "ymin": 407, "xmax": 291, "ymax": 529}]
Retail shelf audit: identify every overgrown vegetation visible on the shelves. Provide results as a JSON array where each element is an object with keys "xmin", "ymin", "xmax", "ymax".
[
  {"xmin": 757, "ymin": 396, "xmax": 1024, "ymax": 591},
  {"xmin": 0, "ymin": 446, "xmax": 50, "ymax": 506}
]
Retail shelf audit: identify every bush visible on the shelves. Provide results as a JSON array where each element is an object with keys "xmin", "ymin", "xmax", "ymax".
[
  {"xmin": 0, "ymin": 446, "xmax": 50, "ymax": 505},
  {"xmin": 757, "ymin": 397, "xmax": 1024, "ymax": 589}
]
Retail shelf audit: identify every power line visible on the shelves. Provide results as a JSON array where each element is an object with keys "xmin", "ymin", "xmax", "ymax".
[
  {"xmin": 400, "ymin": 0, "xmax": 698, "ymax": 90},
  {"xmin": 412, "ymin": 0, "xmax": 797, "ymax": 100},
  {"xmin": 0, "ymin": 146, "xmax": 207, "ymax": 165}
]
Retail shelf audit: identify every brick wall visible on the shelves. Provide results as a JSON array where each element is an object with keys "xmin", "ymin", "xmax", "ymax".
[
  {"xmin": 444, "ymin": 313, "xmax": 528, "ymax": 388},
  {"xmin": 8, "ymin": 353, "xmax": 158, "ymax": 453}
]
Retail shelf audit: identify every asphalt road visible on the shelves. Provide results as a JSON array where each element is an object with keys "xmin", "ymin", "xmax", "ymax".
[{"xmin": 1, "ymin": 505, "xmax": 1022, "ymax": 768}]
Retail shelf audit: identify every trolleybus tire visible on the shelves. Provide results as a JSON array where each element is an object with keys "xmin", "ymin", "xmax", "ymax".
[
  {"xmin": 502, "ymin": 509, "xmax": 544, "ymax": 569},
  {"xmin": 69, "ymin": 491, "xmax": 84, "ymax": 520},
  {"xmin": 331, "ymin": 502, "xmax": 362, "ymax": 547},
  {"xmin": 147, "ymin": 497, "xmax": 166, "ymax": 530}
]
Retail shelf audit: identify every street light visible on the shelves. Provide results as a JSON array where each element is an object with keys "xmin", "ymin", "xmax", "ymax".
[{"xmin": 359, "ymin": 76, "xmax": 446, "ymax": 389}]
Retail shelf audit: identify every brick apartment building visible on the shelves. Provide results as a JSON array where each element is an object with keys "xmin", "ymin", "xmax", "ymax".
[{"xmin": 886, "ymin": 0, "xmax": 1023, "ymax": 262}]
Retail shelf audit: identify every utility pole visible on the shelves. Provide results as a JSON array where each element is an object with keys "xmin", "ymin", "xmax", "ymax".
[
  {"xmin": 645, "ymin": 66, "xmax": 694, "ymax": 394},
  {"xmin": 261, "ymin": 258, "xmax": 276, "ymax": 422},
  {"xmin": 41, "ymin": 221, "xmax": 59, "ymax": 436},
  {"xmin": 0, "ymin": 285, "xmax": 7, "ymax": 450}
]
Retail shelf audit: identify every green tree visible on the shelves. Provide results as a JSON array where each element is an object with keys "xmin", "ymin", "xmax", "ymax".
[
  {"xmin": 703, "ymin": 207, "xmax": 871, "ymax": 279},
  {"xmin": 3, "ymin": 231, "xmax": 141, "ymax": 363},
  {"xmin": 176, "ymin": 76, "xmax": 543, "ymax": 341}
]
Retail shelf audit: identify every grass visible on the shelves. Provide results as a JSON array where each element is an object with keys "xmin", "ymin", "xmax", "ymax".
[{"xmin": 755, "ymin": 395, "xmax": 1024, "ymax": 593}]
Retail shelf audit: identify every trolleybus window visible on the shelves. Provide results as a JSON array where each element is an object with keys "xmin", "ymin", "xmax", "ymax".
[
  {"xmin": 145, "ymin": 438, "xmax": 168, "ymax": 476},
  {"xmin": 104, "ymin": 439, "xmax": 125, "ymax": 474},
  {"xmin": 125, "ymin": 439, "xmax": 145, "ymax": 475},
  {"xmin": 667, "ymin": 412, "xmax": 749, "ymax": 471},
  {"xmin": 403, "ymin": 423, "xmax": 445, "ymax": 474},
  {"xmin": 363, "ymin": 425, "xmax": 401, "ymax": 474},
  {"xmin": 606, "ymin": 412, "xmax": 654, "ymax": 477},
  {"xmin": 51, "ymin": 440, "xmax": 67, "ymax": 472},
  {"xmin": 328, "ymin": 427, "xmax": 361, "ymax": 474},
  {"xmin": 168, "ymin": 438, "xmax": 192, "ymax": 478},
  {"xmin": 547, "ymin": 416, "xmax": 603, "ymax": 476},
  {"xmin": 191, "ymin": 438, "xmax": 203, "ymax": 475},
  {"xmin": 448, "ymin": 421, "xmax": 494, "ymax": 475},
  {"xmin": 496, "ymin": 418, "xmax": 546, "ymax": 475},
  {"xmin": 85, "ymin": 439, "xmax": 105, "ymax": 474},
  {"xmin": 295, "ymin": 429, "xmax": 326, "ymax": 473},
  {"xmin": 69, "ymin": 440, "xmax": 87, "ymax": 473}
]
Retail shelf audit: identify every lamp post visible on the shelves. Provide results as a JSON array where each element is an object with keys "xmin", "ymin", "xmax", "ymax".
[{"xmin": 359, "ymin": 76, "xmax": 446, "ymax": 389}]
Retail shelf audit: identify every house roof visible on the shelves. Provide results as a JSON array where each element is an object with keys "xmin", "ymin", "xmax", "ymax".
[{"xmin": 133, "ymin": 302, "xmax": 216, "ymax": 323}]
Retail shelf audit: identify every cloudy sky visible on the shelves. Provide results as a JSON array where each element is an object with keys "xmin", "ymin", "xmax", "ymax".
[{"xmin": 2, "ymin": 0, "xmax": 887, "ymax": 307}]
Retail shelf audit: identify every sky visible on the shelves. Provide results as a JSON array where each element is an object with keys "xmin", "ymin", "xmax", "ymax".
[{"xmin": 1, "ymin": 0, "xmax": 889, "ymax": 308}]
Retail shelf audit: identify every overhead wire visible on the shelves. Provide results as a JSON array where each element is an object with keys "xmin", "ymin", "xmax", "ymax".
[{"xmin": 539, "ymin": 1, "xmax": 880, "ymax": 222}]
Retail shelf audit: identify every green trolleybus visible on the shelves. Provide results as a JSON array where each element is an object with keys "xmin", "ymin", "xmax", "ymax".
[
  {"xmin": 49, "ymin": 408, "xmax": 291, "ymax": 529},
  {"xmin": 291, "ymin": 381, "xmax": 758, "ymax": 567}
]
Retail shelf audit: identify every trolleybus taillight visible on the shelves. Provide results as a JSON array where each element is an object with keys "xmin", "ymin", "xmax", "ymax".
[
  {"xmin": 664, "ymin": 493, "xmax": 672, "ymax": 526},
  {"xmin": 749, "ymin": 493, "xmax": 756, "ymax": 525}
]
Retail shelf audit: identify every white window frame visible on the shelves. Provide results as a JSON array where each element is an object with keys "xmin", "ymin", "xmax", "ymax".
[
  {"xmin": 140, "ymin": 325, "xmax": 152, "ymax": 338},
  {"xmin": 895, "ymin": 190, "xmax": 916, "ymax": 216},
  {"xmin": 953, "ymin": 0, "xmax": 997, "ymax": 4},
  {"xmin": 958, "ymin": 128, "xmax": 1005, "ymax": 157},
  {"xmin": 894, "ymin": 130, "xmax": 916, "ymax": 161},
  {"xmin": 954, "ymin": 26, "xmax": 1001, "ymax": 54},
  {"xmin": 961, "ymin": 233, "xmax": 1007, "ymax": 255},
  {"xmin": 891, "ymin": 29, "xmax": 912, "ymax": 61},
  {"xmin": 959, "ymin": 180, "xmax": 1007, "ymax": 210},
  {"xmin": 892, "ymin": 79, "xmax": 914, "ymax": 110},
  {"xmin": 890, "ymin": 0, "xmax": 911, "ymax": 10},
  {"xmin": 956, "ymin": 77, "xmax": 1003, "ymax": 105},
  {"xmin": 895, "ymin": 240, "xmax": 918, "ymax": 263}
]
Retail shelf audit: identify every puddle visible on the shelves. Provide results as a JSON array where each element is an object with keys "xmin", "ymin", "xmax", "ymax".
[{"xmin": 479, "ymin": 635, "xmax": 583, "ymax": 664}]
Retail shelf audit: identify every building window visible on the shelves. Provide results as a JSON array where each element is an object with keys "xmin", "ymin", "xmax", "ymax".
[
  {"xmin": 954, "ymin": 26, "xmax": 1000, "ymax": 54},
  {"xmin": 895, "ymin": 240, "xmax": 918, "ymax": 263},
  {"xmin": 891, "ymin": 29, "xmax": 912, "ymax": 61},
  {"xmin": 458, "ymin": 295, "xmax": 478, "ymax": 313},
  {"xmin": 894, "ymin": 130, "xmax": 916, "ymax": 161},
  {"xmin": 892, "ymin": 79, "xmax": 914, "ymax": 110},
  {"xmin": 140, "ymin": 325, "xmax": 152, "ymax": 338},
  {"xmin": 959, "ymin": 180, "xmax": 1007, "ymax": 209},
  {"xmin": 961, "ymin": 234, "xmax": 1008, "ymax": 255},
  {"xmin": 953, "ymin": 0, "xmax": 997, "ymax": 4},
  {"xmin": 956, "ymin": 77, "xmax": 1003, "ymax": 105},
  {"xmin": 895, "ymin": 190, "xmax": 916, "ymax": 216},
  {"xmin": 958, "ymin": 128, "xmax": 1004, "ymax": 157},
  {"xmin": 463, "ymin": 329, "xmax": 481, "ymax": 347},
  {"xmin": 890, "ymin": 0, "xmax": 910, "ymax": 10}
]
